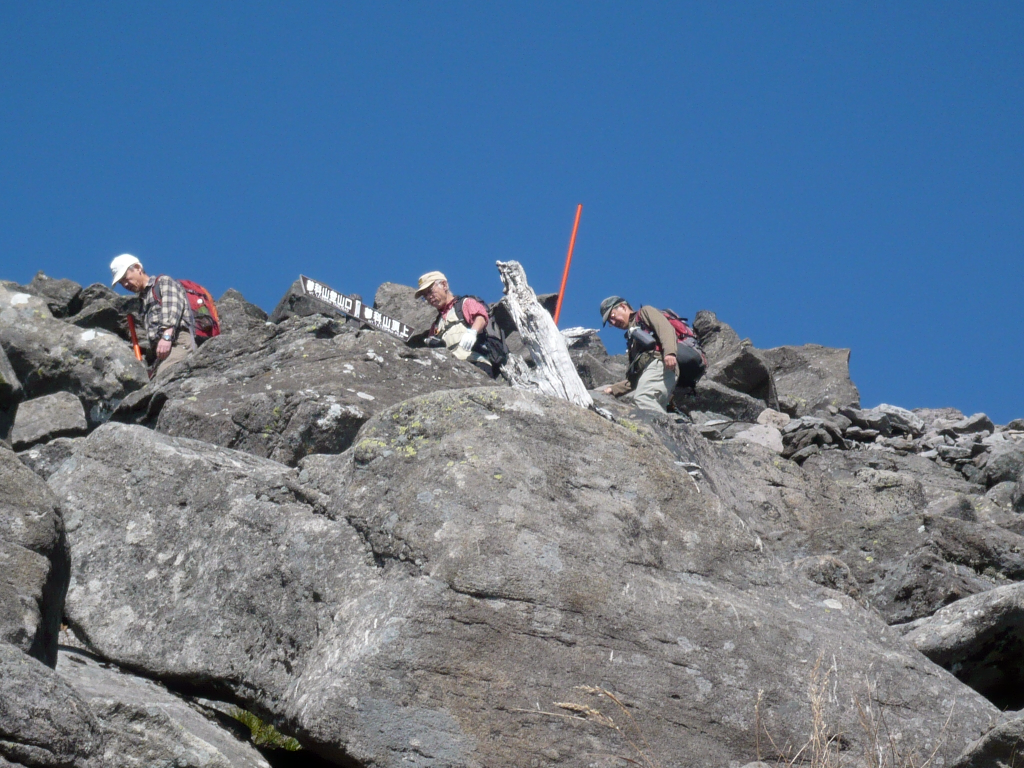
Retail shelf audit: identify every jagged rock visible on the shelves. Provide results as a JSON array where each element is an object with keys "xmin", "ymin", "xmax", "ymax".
[
  {"xmin": 794, "ymin": 555, "xmax": 861, "ymax": 599},
  {"xmin": 952, "ymin": 714, "xmax": 1024, "ymax": 768},
  {"xmin": 756, "ymin": 408, "xmax": 790, "ymax": 429},
  {"xmin": 1014, "ymin": 477, "xmax": 1024, "ymax": 513},
  {"xmin": 563, "ymin": 330, "xmax": 625, "ymax": 389},
  {"xmin": 705, "ymin": 345, "xmax": 776, "ymax": 405},
  {"xmin": 730, "ymin": 423, "xmax": 783, "ymax": 453},
  {"xmin": 0, "ymin": 642, "xmax": 102, "ymax": 767},
  {"xmin": 11, "ymin": 392, "xmax": 88, "ymax": 449},
  {"xmin": 0, "ymin": 285, "xmax": 148, "ymax": 425},
  {"xmin": 269, "ymin": 279, "xmax": 354, "ymax": 323},
  {"xmin": 215, "ymin": 288, "xmax": 269, "ymax": 336},
  {"xmin": 70, "ymin": 284, "xmax": 136, "ymax": 341},
  {"xmin": 761, "ymin": 344, "xmax": 859, "ymax": 417},
  {"xmin": 50, "ymin": 394, "xmax": 995, "ymax": 766},
  {"xmin": 17, "ymin": 437, "xmax": 81, "ymax": 481},
  {"xmin": 915, "ymin": 407, "xmax": 966, "ymax": 429},
  {"xmin": 844, "ymin": 404, "xmax": 924, "ymax": 437},
  {"xmin": 112, "ymin": 315, "xmax": 500, "ymax": 466},
  {"xmin": 976, "ymin": 445, "xmax": 1024, "ymax": 488},
  {"xmin": 0, "ymin": 344, "xmax": 22, "ymax": 441},
  {"xmin": 844, "ymin": 426, "xmax": 879, "ymax": 442},
  {"xmin": 0, "ymin": 445, "xmax": 69, "ymax": 666},
  {"xmin": 692, "ymin": 309, "xmax": 742, "ymax": 363},
  {"xmin": 372, "ymin": 281, "xmax": 436, "ymax": 345},
  {"xmin": 25, "ymin": 272, "xmax": 83, "ymax": 318},
  {"xmin": 1004, "ymin": 418, "xmax": 1024, "ymax": 431},
  {"xmin": 948, "ymin": 413, "xmax": 996, "ymax": 435},
  {"xmin": 55, "ymin": 648, "xmax": 270, "ymax": 768},
  {"xmin": 672, "ymin": 378, "xmax": 766, "ymax": 422},
  {"xmin": 905, "ymin": 582, "xmax": 1024, "ymax": 709}
]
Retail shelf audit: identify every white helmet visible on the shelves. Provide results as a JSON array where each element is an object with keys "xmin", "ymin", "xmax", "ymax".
[{"xmin": 110, "ymin": 254, "xmax": 141, "ymax": 286}]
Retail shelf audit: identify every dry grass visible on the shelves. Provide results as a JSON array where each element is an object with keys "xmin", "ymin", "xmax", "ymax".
[{"xmin": 755, "ymin": 653, "xmax": 954, "ymax": 768}]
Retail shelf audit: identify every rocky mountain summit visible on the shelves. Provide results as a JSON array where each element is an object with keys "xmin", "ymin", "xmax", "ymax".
[{"xmin": 2, "ymin": 270, "xmax": 1023, "ymax": 767}]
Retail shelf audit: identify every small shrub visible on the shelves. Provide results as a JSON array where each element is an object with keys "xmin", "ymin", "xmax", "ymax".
[{"xmin": 228, "ymin": 708, "xmax": 302, "ymax": 751}]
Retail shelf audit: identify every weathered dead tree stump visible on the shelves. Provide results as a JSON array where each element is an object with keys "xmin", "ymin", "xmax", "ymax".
[{"xmin": 496, "ymin": 260, "xmax": 593, "ymax": 408}]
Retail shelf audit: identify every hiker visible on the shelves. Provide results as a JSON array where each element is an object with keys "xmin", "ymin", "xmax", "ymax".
[
  {"xmin": 110, "ymin": 254, "xmax": 196, "ymax": 375},
  {"xmin": 599, "ymin": 296, "xmax": 706, "ymax": 413},
  {"xmin": 415, "ymin": 271, "xmax": 507, "ymax": 378}
]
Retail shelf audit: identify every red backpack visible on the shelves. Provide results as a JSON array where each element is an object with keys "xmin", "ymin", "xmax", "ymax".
[{"xmin": 153, "ymin": 276, "xmax": 221, "ymax": 343}]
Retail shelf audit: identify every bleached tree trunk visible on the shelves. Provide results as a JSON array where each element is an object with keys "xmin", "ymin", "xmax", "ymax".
[{"xmin": 496, "ymin": 260, "xmax": 593, "ymax": 409}]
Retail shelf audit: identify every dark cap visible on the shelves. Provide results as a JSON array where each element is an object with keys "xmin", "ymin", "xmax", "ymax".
[{"xmin": 599, "ymin": 295, "xmax": 626, "ymax": 326}]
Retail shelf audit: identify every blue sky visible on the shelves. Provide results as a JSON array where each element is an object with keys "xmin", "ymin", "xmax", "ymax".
[{"xmin": 1, "ymin": 3, "xmax": 1021, "ymax": 421}]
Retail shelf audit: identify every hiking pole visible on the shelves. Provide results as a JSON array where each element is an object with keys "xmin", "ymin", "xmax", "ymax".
[
  {"xmin": 126, "ymin": 314, "xmax": 143, "ymax": 361},
  {"xmin": 553, "ymin": 203, "xmax": 582, "ymax": 326}
]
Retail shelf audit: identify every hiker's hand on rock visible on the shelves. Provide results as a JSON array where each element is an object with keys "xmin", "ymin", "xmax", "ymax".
[
  {"xmin": 458, "ymin": 329, "xmax": 477, "ymax": 352},
  {"xmin": 664, "ymin": 353, "xmax": 677, "ymax": 371},
  {"xmin": 156, "ymin": 338, "xmax": 172, "ymax": 360},
  {"xmin": 602, "ymin": 386, "xmax": 613, "ymax": 395}
]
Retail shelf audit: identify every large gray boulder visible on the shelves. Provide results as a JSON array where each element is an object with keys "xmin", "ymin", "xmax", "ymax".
[
  {"xmin": 0, "ymin": 286, "xmax": 148, "ymax": 425},
  {"xmin": 673, "ymin": 377, "xmax": 767, "ymax": 422},
  {"xmin": 372, "ymin": 282, "xmax": 436, "ymax": 345},
  {"xmin": 55, "ymin": 647, "xmax": 270, "ymax": 768},
  {"xmin": 905, "ymin": 582, "xmax": 1024, "ymax": 710},
  {"xmin": 705, "ymin": 344, "xmax": 777, "ymax": 405},
  {"xmin": 70, "ymin": 284, "xmax": 136, "ymax": 341},
  {"xmin": 11, "ymin": 392, "xmax": 88, "ymax": 450},
  {"xmin": 0, "ymin": 445, "xmax": 69, "ymax": 666},
  {"xmin": 24, "ymin": 272, "xmax": 83, "ymax": 318},
  {"xmin": 53, "ymin": 396, "xmax": 996, "ymax": 766},
  {"xmin": 0, "ymin": 344, "xmax": 22, "ymax": 441},
  {"xmin": 0, "ymin": 642, "xmax": 102, "ymax": 767},
  {"xmin": 112, "ymin": 315, "xmax": 500, "ymax": 466},
  {"xmin": 216, "ymin": 288, "xmax": 269, "ymax": 336},
  {"xmin": 762, "ymin": 343, "xmax": 860, "ymax": 417},
  {"xmin": 952, "ymin": 714, "xmax": 1024, "ymax": 768},
  {"xmin": 692, "ymin": 309, "xmax": 742, "ymax": 363}
]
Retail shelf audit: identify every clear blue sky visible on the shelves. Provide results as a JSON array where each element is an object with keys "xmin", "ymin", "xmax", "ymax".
[{"xmin": 2, "ymin": 3, "xmax": 1021, "ymax": 422}]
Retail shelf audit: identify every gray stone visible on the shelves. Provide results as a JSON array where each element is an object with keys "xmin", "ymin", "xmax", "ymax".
[
  {"xmin": 70, "ymin": 284, "xmax": 136, "ymax": 341},
  {"xmin": 906, "ymin": 582, "xmax": 1024, "ymax": 710},
  {"xmin": 978, "ymin": 446, "xmax": 1024, "ymax": 488},
  {"xmin": 952, "ymin": 714, "xmax": 1024, "ymax": 768},
  {"xmin": 692, "ymin": 309, "xmax": 742, "ymax": 363},
  {"xmin": 269, "ymin": 278, "xmax": 354, "ymax": 324},
  {"xmin": 56, "ymin": 648, "xmax": 270, "ymax": 768},
  {"xmin": 730, "ymin": 423, "xmax": 783, "ymax": 454},
  {"xmin": 0, "ymin": 445, "xmax": 69, "ymax": 666},
  {"xmin": 11, "ymin": 392, "xmax": 88, "ymax": 449},
  {"xmin": 672, "ymin": 378, "xmax": 766, "ymax": 422},
  {"xmin": 950, "ymin": 413, "xmax": 996, "ymax": 435},
  {"xmin": 984, "ymin": 481, "xmax": 1018, "ymax": 509},
  {"xmin": 756, "ymin": 408, "xmax": 790, "ymax": 429},
  {"xmin": 844, "ymin": 426, "xmax": 880, "ymax": 442},
  {"xmin": 565, "ymin": 331, "xmax": 626, "ymax": 390},
  {"xmin": 17, "ymin": 437, "xmax": 82, "ymax": 481},
  {"xmin": 914, "ymin": 407, "xmax": 966, "ymax": 430},
  {"xmin": 215, "ymin": 288, "xmax": 269, "ymax": 336},
  {"xmin": 50, "ymin": 394, "xmax": 995, "ymax": 767},
  {"xmin": 793, "ymin": 555, "xmax": 861, "ymax": 599},
  {"xmin": 1003, "ymin": 418, "xmax": 1024, "ymax": 432},
  {"xmin": 0, "ymin": 344, "xmax": 22, "ymax": 441},
  {"xmin": 0, "ymin": 642, "xmax": 102, "ymax": 767},
  {"xmin": 25, "ymin": 272, "xmax": 83, "ymax": 318},
  {"xmin": 0, "ymin": 285, "xmax": 148, "ymax": 426},
  {"xmin": 372, "ymin": 281, "xmax": 437, "ymax": 345},
  {"xmin": 761, "ymin": 344, "xmax": 860, "ymax": 417},
  {"xmin": 705, "ymin": 345, "xmax": 777, "ymax": 406},
  {"xmin": 112, "ymin": 315, "xmax": 501, "ymax": 466}
]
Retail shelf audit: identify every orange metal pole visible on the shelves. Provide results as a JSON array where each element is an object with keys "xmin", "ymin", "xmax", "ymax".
[
  {"xmin": 127, "ymin": 315, "xmax": 143, "ymax": 361},
  {"xmin": 553, "ymin": 203, "xmax": 582, "ymax": 325}
]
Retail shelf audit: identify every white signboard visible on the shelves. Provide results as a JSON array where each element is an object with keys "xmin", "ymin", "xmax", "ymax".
[{"xmin": 300, "ymin": 275, "xmax": 413, "ymax": 341}]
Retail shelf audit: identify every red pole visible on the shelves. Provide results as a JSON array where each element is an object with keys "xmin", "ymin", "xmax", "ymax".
[
  {"xmin": 127, "ymin": 315, "xmax": 143, "ymax": 361},
  {"xmin": 553, "ymin": 203, "xmax": 582, "ymax": 325}
]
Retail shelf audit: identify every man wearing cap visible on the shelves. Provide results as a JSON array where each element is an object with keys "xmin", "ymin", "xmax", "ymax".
[
  {"xmin": 599, "ymin": 296, "xmax": 691, "ymax": 413},
  {"xmin": 415, "ymin": 271, "xmax": 504, "ymax": 378},
  {"xmin": 109, "ymin": 254, "xmax": 194, "ymax": 375}
]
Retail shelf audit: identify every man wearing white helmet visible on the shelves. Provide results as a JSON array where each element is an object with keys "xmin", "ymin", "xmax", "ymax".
[{"xmin": 109, "ymin": 254, "xmax": 194, "ymax": 375}]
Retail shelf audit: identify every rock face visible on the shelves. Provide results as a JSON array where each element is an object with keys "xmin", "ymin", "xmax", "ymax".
[
  {"xmin": 55, "ymin": 647, "xmax": 271, "ymax": 768},
  {"xmin": 55, "ymin": 395, "xmax": 997, "ymax": 767},
  {"xmin": 0, "ymin": 445, "xmax": 69, "ymax": 666},
  {"xmin": 11, "ymin": 392, "xmax": 88, "ymax": 449},
  {"xmin": 0, "ymin": 343, "xmax": 23, "ymax": 440},
  {"xmin": 112, "ymin": 315, "xmax": 500, "ymax": 466},
  {"xmin": 0, "ymin": 642, "xmax": 102, "ymax": 767},
  {"xmin": 24, "ymin": 272, "xmax": 84, "ymax": 318},
  {"xmin": 70, "ymin": 284, "xmax": 136, "ymax": 341},
  {"xmin": 216, "ymin": 288, "xmax": 269, "ymax": 336},
  {"xmin": 0, "ymin": 286, "xmax": 148, "ymax": 425},
  {"xmin": 372, "ymin": 282, "xmax": 436, "ymax": 345},
  {"xmin": 762, "ymin": 344, "xmax": 860, "ymax": 417}
]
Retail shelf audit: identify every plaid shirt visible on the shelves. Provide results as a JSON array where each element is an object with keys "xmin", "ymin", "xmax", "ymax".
[{"xmin": 141, "ymin": 275, "xmax": 191, "ymax": 344}]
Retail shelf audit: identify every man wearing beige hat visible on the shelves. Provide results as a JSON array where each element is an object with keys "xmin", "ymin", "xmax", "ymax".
[{"xmin": 414, "ymin": 271, "xmax": 507, "ymax": 378}]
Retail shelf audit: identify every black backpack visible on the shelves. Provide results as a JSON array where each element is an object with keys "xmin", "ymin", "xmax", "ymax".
[{"xmin": 453, "ymin": 296, "xmax": 509, "ymax": 369}]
